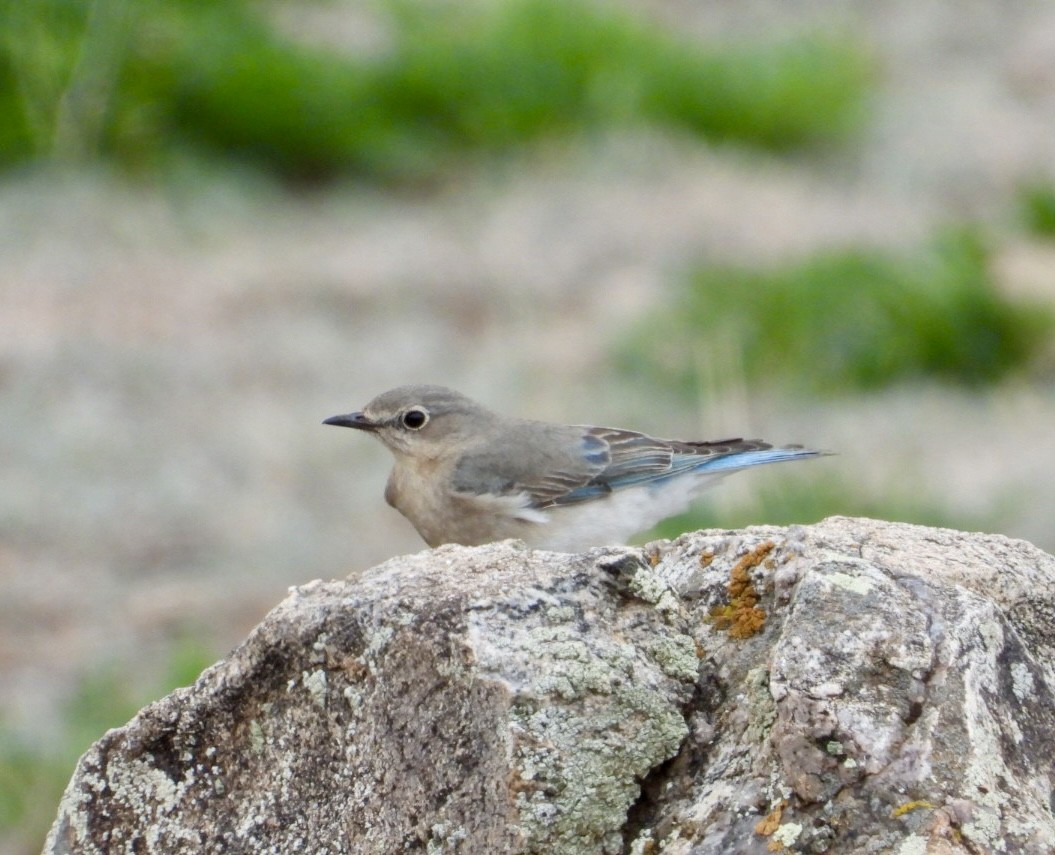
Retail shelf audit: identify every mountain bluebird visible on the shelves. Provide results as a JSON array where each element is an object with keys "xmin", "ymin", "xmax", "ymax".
[{"xmin": 324, "ymin": 385, "xmax": 823, "ymax": 552}]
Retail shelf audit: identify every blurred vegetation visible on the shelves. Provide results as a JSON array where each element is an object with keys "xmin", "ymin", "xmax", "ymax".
[
  {"xmin": 0, "ymin": 0, "xmax": 872, "ymax": 181},
  {"xmin": 1018, "ymin": 179, "xmax": 1055, "ymax": 239},
  {"xmin": 618, "ymin": 229, "xmax": 1055, "ymax": 395},
  {"xmin": 0, "ymin": 637, "xmax": 217, "ymax": 853}
]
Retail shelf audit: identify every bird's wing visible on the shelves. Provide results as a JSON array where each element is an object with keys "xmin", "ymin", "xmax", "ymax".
[
  {"xmin": 448, "ymin": 424, "xmax": 609, "ymax": 507},
  {"xmin": 450, "ymin": 422, "xmax": 816, "ymax": 510},
  {"xmin": 545, "ymin": 429, "xmax": 788, "ymax": 507}
]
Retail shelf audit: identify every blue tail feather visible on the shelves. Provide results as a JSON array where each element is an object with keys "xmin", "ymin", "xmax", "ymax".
[
  {"xmin": 689, "ymin": 447, "xmax": 821, "ymax": 473},
  {"xmin": 552, "ymin": 447, "xmax": 822, "ymax": 505}
]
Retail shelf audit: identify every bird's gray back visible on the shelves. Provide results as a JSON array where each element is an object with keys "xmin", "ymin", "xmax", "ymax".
[{"xmin": 450, "ymin": 420, "xmax": 788, "ymax": 509}]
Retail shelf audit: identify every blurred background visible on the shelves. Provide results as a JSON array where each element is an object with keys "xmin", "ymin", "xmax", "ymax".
[{"xmin": 3, "ymin": 0, "xmax": 1055, "ymax": 849}]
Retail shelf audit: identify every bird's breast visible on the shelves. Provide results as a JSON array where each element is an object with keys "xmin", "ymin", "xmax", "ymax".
[{"xmin": 384, "ymin": 458, "xmax": 464, "ymax": 547}]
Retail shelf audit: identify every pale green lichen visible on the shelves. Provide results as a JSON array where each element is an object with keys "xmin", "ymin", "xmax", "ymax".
[
  {"xmin": 960, "ymin": 670, "xmax": 1014, "ymax": 852},
  {"xmin": 896, "ymin": 834, "xmax": 929, "ymax": 855},
  {"xmin": 1010, "ymin": 662, "xmax": 1035, "ymax": 702},
  {"xmin": 962, "ymin": 811, "xmax": 1006, "ymax": 853},
  {"xmin": 529, "ymin": 627, "xmax": 636, "ymax": 699},
  {"xmin": 742, "ymin": 667, "xmax": 777, "ymax": 747},
  {"xmin": 825, "ymin": 571, "xmax": 873, "ymax": 596},
  {"xmin": 650, "ymin": 634, "xmax": 701, "ymax": 682},
  {"xmin": 628, "ymin": 566, "xmax": 668, "ymax": 603},
  {"xmin": 309, "ymin": 632, "xmax": 332, "ymax": 664},
  {"xmin": 303, "ymin": 669, "xmax": 328, "ymax": 708},
  {"xmin": 628, "ymin": 566, "xmax": 680, "ymax": 615},
  {"xmin": 771, "ymin": 821, "xmax": 803, "ymax": 847},
  {"xmin": 426, "ymin": 821, "xmax": 468, "ymax": 852},
  {"xmin": 513, "ymin": 669, "xmax": 688, "ymax": 854},
  {"xmin": 363, "ymin": 625, "xmax": 395, "ymax": 666},
  {"xmin": 545, "ymin": 604, "xmax": 577, "ymax": 623},
  {"xmin": 464, "ymin": 562, "xmax": 693, "ymax": 853},
  {"xmin": 249, "ymin": 720, "xmax": 265, "ymax": 754}
]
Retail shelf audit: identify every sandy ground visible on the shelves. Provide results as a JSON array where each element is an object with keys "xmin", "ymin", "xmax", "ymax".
[{"xmin": 3, "ymin": 1, "xmax": 1055, "ymax": 848}]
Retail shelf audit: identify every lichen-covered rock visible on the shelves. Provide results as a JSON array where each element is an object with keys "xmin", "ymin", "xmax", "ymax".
[
  {"xmin": 639, "ymin": 517, "xmax": 1055, "ymax": 854},
  {"xmin": 45, "ymin": 517, "xmax": 1055, "ymax": 854},
  {"xmin": 44, "ymin": 543, "xmax": 696, "ymax": 855}
]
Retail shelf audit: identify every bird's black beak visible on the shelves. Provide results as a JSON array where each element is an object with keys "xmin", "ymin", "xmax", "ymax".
[{"xmin": 323, "ymin": 411, "xmax": 378, "ymax": 431}]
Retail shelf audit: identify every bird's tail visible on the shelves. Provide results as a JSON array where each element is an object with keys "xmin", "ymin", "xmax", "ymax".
[{"xmin": 695, "ymin": 447, "xmax": 826, "ymax": 473}]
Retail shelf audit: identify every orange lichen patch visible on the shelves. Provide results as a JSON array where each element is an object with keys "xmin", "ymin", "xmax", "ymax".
[
  {"xmin": 755, "ymin": 800, "xmax": 787, "ymax": 836},
  {"xmin": 891, "ymin": 800, "xmax": 936, "ymax": 818},
  {"xmin": 730, "ymin": 541, "xmax": 776, "ymax": 587},
  {"xmin": 710, "ymin": 601, "xmax": 767, "ymax": 639},
  {"xmin": 732, "ymin": 607, "xmax": 766, "ymax": 638},
  {"xmin": 648, "ymin": 550, "xmax": 662, "ymax": 567},
  {"xmin": 699, "ymin": 548, "xmax": 715, "ymax": 567},
  {"xmin": 767, "ymin": 840, "xmax": 786, "ymax": 853},
  {"xmin": 710, "ymin": 541, "xmax": 775, "ymax": 639}
]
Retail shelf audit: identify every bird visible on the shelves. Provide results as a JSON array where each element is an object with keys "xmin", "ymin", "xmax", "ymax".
[{"xmin": 324, "ymin": 385, "xmax": 823, "ymax": 552}]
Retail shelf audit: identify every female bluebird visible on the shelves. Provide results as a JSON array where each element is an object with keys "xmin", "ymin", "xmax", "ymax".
[{"xmin": 325, "ymin": 385, "xmax": 822, "ymax": 552}]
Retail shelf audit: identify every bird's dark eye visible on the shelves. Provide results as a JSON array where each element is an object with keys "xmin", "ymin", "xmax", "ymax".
[{"xmin": 401, "ymin": 408, "xmax": 429, "ymax": 430}]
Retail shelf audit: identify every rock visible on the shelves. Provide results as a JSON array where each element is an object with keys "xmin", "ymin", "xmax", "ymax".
[{"xmin": 44, "ymin": 517, "xmax": 1055, "ymax": 854}]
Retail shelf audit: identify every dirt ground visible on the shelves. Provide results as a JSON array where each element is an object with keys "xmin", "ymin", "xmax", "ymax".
[{"xmin": 3, "ymin": 0, "xmax": 1055, "ymax": 829}]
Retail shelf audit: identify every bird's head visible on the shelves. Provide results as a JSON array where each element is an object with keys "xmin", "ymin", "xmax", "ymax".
[{"xmin": 324, "ymin": 385, "xmax": 495, "ymax": 459}]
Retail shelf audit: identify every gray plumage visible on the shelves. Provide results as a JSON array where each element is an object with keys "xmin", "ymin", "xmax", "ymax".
[{"xmin": 324, "ymin": 385, "xmax": 823, "ymax": 552}]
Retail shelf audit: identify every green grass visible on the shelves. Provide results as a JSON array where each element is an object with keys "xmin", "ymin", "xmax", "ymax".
[
  {"xmin": 0, "ymin": 0, "xmax": 89, "ymax": 162},
  {"xmin": 0, "ymin": 637, "xmax": 217, "ymax": 852},
  {"xmin": 618, "ymin": 229, "xmax": 1054, "ymax": 395},
  {"xmin": 1018, "ymin": 179, "xmax": 1055, "ymax": 239},
  {"xmin": 0, "ymin": 0, "xmax": 873, "ymax": 180},
  {"xmin": 379, "ymin": 0, "xmax": 870, "ymax": 154}
]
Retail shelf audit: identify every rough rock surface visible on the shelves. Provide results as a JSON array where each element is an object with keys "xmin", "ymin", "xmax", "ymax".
[{"xmin": 45, "ymin": 517, "xmax": 1055, "ymax": 854}]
